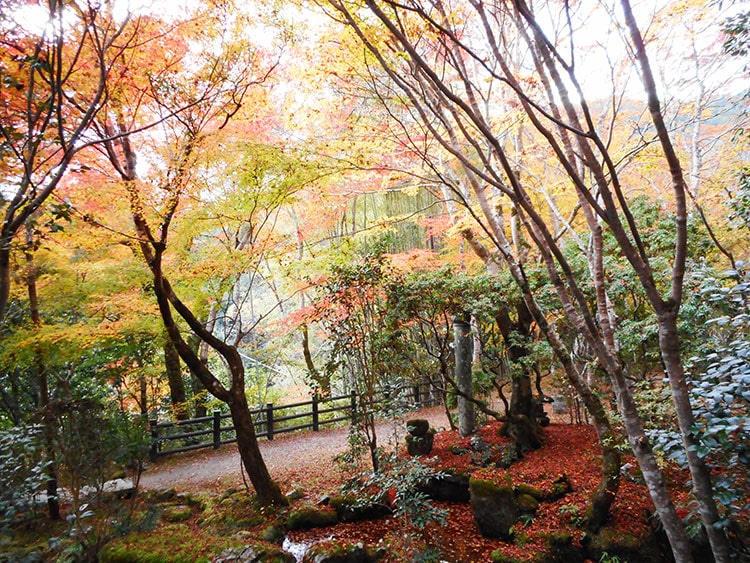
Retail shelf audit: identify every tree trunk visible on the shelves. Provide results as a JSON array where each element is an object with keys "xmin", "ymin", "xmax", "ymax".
[
  {"xmin": 0, "ymin": 233, "xmax": 10, "ymax": 323},
  {"xmin": 164, "ymin": 339, "xmax": 188, "ymax": 420},
  {"xmin": 658, "ymin": 308, "xmax": 730, "ymax": 562},
  {"xmin": 541, "ymin": 324, "xmax": 621, "ymax": 533},
  {"xmin": 25, "ymin": 227, "xmax": 60, "ymax": 521},
  {"xmin": 301, "ymin": 323, "xmax": 329, "ymax": 395},
  {"xmin": 229, "ymin": 388, "xmax": 285, "ymax": 506},
  {"xmin": 496, "ymin": 303, "xmax": 543, "ymax": 453},
  {"xmin": 454, "ymin": 314, "xmax": 475, "ymax": 437}
]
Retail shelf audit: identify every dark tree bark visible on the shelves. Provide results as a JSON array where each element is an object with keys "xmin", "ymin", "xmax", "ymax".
[
  {"xmin": 25, "ymin": 224, "xmax": 60, "ymax": 521},
  {"xmin": 495, "ymin": 303, "xmax": 543, "ymax": 453},
  {"xmin": 164, "ymin": 339, "xmax": 188, "ymax": 420}
]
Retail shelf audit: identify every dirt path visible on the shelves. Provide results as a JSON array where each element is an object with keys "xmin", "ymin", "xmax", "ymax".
[{"xmin": 138, "ymin": 406, "xmax": 451, "ymax": 493}]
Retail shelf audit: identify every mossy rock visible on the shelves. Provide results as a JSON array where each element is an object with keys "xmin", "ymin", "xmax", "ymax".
[
  {"xmin": 469, "ymin": 477, "xmax": 517, "ymax": 541},
  {"xmin": 406, "ymin": 419, "xmax": 430, "ymax": 436},
  {"xmin": 406, "ymin": 429, "xmax": 435, "ymax": 456},
  {"xmin": 584, "ymin": 525, "xmax": 663, "ymax": 562},
  {"xmin": 515, "ymin": 493, "xmax": 539, "ymax": 513},
  {"xmin": 286, "ymin": 507, "xmax": 338, "ymax": 531},
  {"xmin": 261, "ymin": 524, "xmax": 286, "ymax": 544},
  {"xmin": 151, "ymin": 488, "xmax": 178, "ymax": 503},
  {"xmin": 544, "ymin": 474, "xmax": 572, "ymax": 501},
  {"xmin": 490, "ymin": 551, "xmax": 522, "ymax": 563},
  {"xmin": 214, "ymin": 545, "xmax": 295, "ymax": 563},
  {"xmin": 162, "ymin": 504, "xmax": 193, "ymax": 523},
  {"xmin": 302, "ymin": 540, "xmax": 380, "ymax": 563},
  {"xmin": 329, "ymin": 495, "xmax": 391, "ymax": 522},
  {"xmin": 514, "ymin": 483, "xmax": 544, "ymax": 501},
  {"xmin": 197, "ymin": 491, "xmax": 265, "ymax": 529},
  {"xmin": 421, "ymin": 469, "xmax": 470, "ymax": 502},
  {"xmin": 533, "ymin": 532, "xmax": 585, "ymax": 563},
  {"xmin": 469, "ymin": 476, "xmax": 512, "ymax": 497}
]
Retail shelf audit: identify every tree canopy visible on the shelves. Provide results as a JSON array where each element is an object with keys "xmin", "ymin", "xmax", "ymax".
[{"xmin": 0, "ymin": 0, "xmax": 748, "ymax": 560}]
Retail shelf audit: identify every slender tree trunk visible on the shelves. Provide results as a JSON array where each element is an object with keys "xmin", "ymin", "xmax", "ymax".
[
  {"xmin": 0, "ymin": 233, "xmax": 10, "ymax": 323},
  {"xmin": 658, "ymin": 308, "xmax": 730, "ymax": 562},
  {"xmin": 454, "ymin": 313, "xmax": 475, "ymax": 437},
  {"xmin": 25, "ymin": 227, "xmax": 60, "ymax": 521},
  {"xmin": 229, "ymin": 388, "xmax": 285, "ymax": 506},
  {"xmin": 164, "ymin": 339, "xmax": 188, "ymax": 420}
]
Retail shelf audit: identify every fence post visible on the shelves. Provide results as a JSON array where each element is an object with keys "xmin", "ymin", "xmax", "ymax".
[
  {"xmin": 266, "ymin": 403, "xmax": 274, "ymax": 440},
  {"xmin": 312, "ymin": 393, "xmax": 319, "ymax": 431},
  {"xmin": 149, "ymin": 419, "xmax": 158, "ymax": 462},
  {"xmin": 413, "ymin": 383, "xmax": 421, "ymax": 406},
  {"xmin": 213, "ymin": 410, "xmax": 221, "ymax": 449}
]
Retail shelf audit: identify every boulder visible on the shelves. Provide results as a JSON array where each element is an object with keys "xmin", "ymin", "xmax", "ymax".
[
  {"xmin": 406, "ymin": 419, "xmax": 430, "ymax": 437},
  {"xmin": 406, "ymin": 429, "xmax": 435, "ymax": 456},
  {"xmin": 286, "ymin": 507, "xmax": 338, "ymax": 531},
  {"xmin": 469, "ymin": 477, "xmax": 517, "ymax": 541},
  {"xmin": 302, "ymin": 541, "xmax": 381, "ymax": 563},
  {"xmin": 213, "ymin": 545, "xmax": 294, "ymax": 563},
  {"xmin": 421, "ymin": 471, "xmax": 470, "ymax": 502},
  {"xmin": 329, "ymin": 495, "xmax": 391, "ymax": 522}
]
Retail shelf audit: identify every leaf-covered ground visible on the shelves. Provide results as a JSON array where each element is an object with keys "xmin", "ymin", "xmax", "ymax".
[
  {"xmin": 129, "ymin": 408, "xmax": 704, "ymax": 561},
  {"xmin": 280, "ymin": 420, "xmax": 685, "ymax": 562}
]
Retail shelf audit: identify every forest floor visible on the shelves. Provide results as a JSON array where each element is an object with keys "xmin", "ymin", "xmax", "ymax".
[{"xmin": 135, "ymin": 406, "xmax": 687, "ymax": 562}]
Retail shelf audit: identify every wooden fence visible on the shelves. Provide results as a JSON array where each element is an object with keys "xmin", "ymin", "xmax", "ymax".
[{"xmin": 149, "ymin": 381, "xmax": 439, "ymax": 460}]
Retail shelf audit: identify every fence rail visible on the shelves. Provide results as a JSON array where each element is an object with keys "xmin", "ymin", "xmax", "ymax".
[{"xmin": 149, "ymin": 381, "xmax": 439, "ymax": 460}]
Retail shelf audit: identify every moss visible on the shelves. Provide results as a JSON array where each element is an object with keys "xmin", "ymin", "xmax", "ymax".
[
  {"xmin": 490, "ymin": 551, "xmax": 522, "ymax": 563},
  {"xmin": 261, "ymin": 524, "xmax": 286, "ymax": 543},
  {"xmin": 100, "ymin": 523, "xmax": 242, "ymax": 563},
  {"xmin": 586, "ymin": 525, "xmax": 663, "ymax": 562},
  {"xmin": 305, "ymin": 540, "xmax": 379, "ymax": 563},
  {"xmin": 469, "ymin": 476, "xmax": 513, "ymax": 497},
  {"xmin": 285, "ymin": 507, "xmax": 338, "ymax": 530},
  {"xmin": 196, "ymin": 490, "xmax": 264, "ymax": 530},
  {"xmin": 544, "ymin": 474, "xmax": 572, "ymax": 501},
  {"xmin": 515, "ymin": 493, "xmax": 539, "ymax": 513},
  {"xmin": 515, "ymin": 483, "xmax": 544, "ymax": 501},
  {"xmin": 162, "ymin": 504, "xmax": 193, "ymax": 523},
  {"xmin": 539, "ymin": 531, "xmax": 572, "ymax": 547}
]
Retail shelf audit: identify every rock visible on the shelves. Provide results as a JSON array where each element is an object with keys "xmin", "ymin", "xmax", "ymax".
[
  {"xmin": 302, "ymin": 541, "xmax": 380, "ymax": 563},
  {"xmin": 406, "ymin": 419, "xmax": 430, "ymax": 437},
  {"xmin": 329, "ymin": 495, "xmax": 391, "ymax": 523},
  {"xmin": 286, "ymin": 488, "xmax": 304, "ymax": 502},
  {"xmin": 583, "ymin": 525, "xmax": 664, "ymax": 563},
  {"xmin": 421, "ymin": 471, "xmax": 470, "ymax": 502},
  {"xmin": 80, "ymin": 478, "xmax": 135, "ymax": 501},
  {"xmin": 470, "ymin": 435, "xmax": 489, "ymax": 452},
  {"xmin": 514, "ymin": 483, "xmax": 544, "ymax": 501},
  {"xmin": 469, "ymin": 477, "xmax": 517, "ymax": 541},
  {"xmin": 286, "ymin": 507, "xmax": 338, "ymax": 531},
  {"xmin": 515, "ymin": 493, "xmax": 539, "ymax": 513},
  {"xmin": 535, "ymin": 532, "xmax": 585, "ymax": 563},
  {"xmin": 544, "ymin": 474, "xmax": 572, "ymax": 501},
  {"xmin": 213, "ymin": 545, "xmax": 294, "ymax": 562},
  {"xmin": 406, "ymin": 429, "xmax": 435, "ymax": 456},
  {"xmin": 152, "ymin": 488, "xmax": 177, "ymax": 502},
  {"xmin": 551, "ymin": 396, "xmax": 569, "ymax": 415},
  {"xmin": 261, "ymin": 524, "xmax": 286, "ymax": 543}
]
